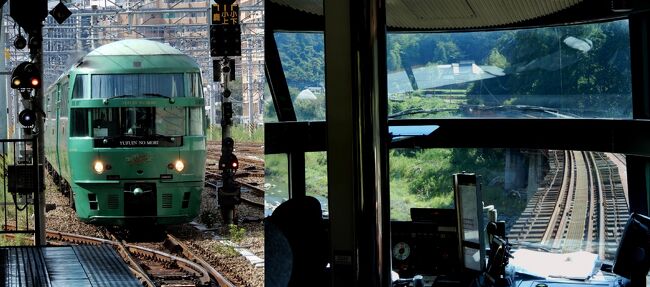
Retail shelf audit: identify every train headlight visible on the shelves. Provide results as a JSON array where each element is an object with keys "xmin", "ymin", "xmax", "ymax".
[
  {"xmin": 93, "ymin": 161, "xmax": 105, "ymax": 174},
  {"xmin": 174, "ymin": 160, "xmax": 184, "ymax": 172}
]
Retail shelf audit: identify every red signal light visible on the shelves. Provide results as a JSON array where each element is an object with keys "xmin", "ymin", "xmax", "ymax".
[{"xmin": 30, "ymin": 77, "xmax": 39, "ymax": 87}]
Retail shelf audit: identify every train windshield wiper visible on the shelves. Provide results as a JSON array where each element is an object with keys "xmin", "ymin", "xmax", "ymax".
[
  {"xmin": 103, "ymin": 94, "xmax": 134, "ymax": 103},
  {"xmin": 142, "ymin": 93, "xmax": 171, "ymax": 99},
  {"xmin": 508, "ymin": 240, "xmax": 557, "ymax": 253},
  {"xmin": 388, "ymin": 107, "xmax": 458, "ymax": 118},
  {"xmin": 387, "ymin": 104, "xmax": 577, "ymax": 119}
]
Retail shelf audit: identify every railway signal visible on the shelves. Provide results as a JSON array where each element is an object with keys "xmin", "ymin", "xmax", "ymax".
[
  {"xmin": 14, "ymin": 33, "xmax": 26, "ymax": 50},
  {"xmin": 11, "ymin": 61, "xmax": 41, "ymax": 90},
  {"xmin": 210, "ymin": 0, "xmax": 241, "ymax": 57},
  {"xmin": 18, "ymin": 109, "xmax": 36, "ymax": 127},
  {"xmin": 210, "ymin": 0, "xmax": 242, "ymax": 225}
]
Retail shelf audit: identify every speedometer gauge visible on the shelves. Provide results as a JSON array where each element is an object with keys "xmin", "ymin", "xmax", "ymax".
[{"xmin": 392, "ymin": 242, "xmax": 411, "ymax": 261}]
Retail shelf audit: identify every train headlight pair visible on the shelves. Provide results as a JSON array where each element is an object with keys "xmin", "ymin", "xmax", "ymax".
[{"xmin": 168, "ymin": 160, "xmax": 185, "ymax": 172}]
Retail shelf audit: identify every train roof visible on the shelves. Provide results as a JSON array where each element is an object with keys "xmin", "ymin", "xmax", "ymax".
[
  {"xmin": 68, "ymin": 39, "xmax": 200, "ymax": 75},
  {"xmin": 86, "ymin": 39, "xmax": 185, "ymax": 57}
]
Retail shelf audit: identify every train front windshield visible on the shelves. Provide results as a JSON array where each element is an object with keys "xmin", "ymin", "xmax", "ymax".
[
  {"xmin": 90, "ymin": 107, "xmax": 199, "ymax": 137},
  {"xmin": 91, "ymin": 74, "xmax": 184, "ymax": 98}
]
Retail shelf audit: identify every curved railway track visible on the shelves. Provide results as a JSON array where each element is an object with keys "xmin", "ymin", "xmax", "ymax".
[
  {"xmin": 46, "ymin": 229, "xmax": 236, "ymax": 287},
  {"xmin": 509, "ymin": 150, "xmax": 629, "ymax": 259}
]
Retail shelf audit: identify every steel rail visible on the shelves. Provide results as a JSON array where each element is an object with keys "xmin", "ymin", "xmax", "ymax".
[{"xmin": 166, "ymin": 234, "xmax": 237, "ymax": 287}]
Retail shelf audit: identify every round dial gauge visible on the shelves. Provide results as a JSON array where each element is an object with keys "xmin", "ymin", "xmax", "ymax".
[{"xmin": 392, "ymin": 242, "xmax": 411, "ymax": 261}]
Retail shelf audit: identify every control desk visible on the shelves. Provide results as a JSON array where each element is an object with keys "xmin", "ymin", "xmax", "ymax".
[{"xmin": 390, "ymin": 209, "xmax": 625, "ymax": 287}]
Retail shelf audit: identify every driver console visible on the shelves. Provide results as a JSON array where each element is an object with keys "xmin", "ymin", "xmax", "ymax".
[{"xmin": 391, "ymin": 208, "xmax": 461, "ymax": 279}]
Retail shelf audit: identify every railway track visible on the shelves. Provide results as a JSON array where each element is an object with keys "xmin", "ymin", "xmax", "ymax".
[
  {"xmin": 47, "ymin": 228, "xmax": 235, "ymax": 287},
  {"xmin": 205, "ymin": 171, "xmax": 264, "ymax": 209},
  {"xmin": 509, "ymin": 150, "xmax": 629, "ymax": 259},
  {"xmin": 1, "ymin": 225, "xmax": 236, "ymax": 287}
]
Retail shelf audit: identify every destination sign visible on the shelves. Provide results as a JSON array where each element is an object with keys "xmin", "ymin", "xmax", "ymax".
[
  {"xmin": 211, "ymin": 3, "xmax": 239, "ymax": 25},
  {"xmin": 119, "ymin": 140, "xmax": 159, "ymax": 147},
  {"xmin": 93, "ymin": 136, "xmax": 183, "ymax": 148}
]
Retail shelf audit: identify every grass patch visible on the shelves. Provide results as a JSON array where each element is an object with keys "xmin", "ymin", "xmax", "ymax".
[
  {"xmin": 207, "ymin": 125, "xmax": 264, "ymax": 143},
  {"xmin": 0, "ymin": 234, "xmax": 32, "ymax": 246},
  {"xmin": 213, "ymin": 242, "xmax": 238, "ymax": 257},
  {"xmin": 228, "ymin": 224, "xmax": 246, "ymax": 244},
  {"xmin": 305, "ymin": 152, "xmax": 328, "ymax": 198}
]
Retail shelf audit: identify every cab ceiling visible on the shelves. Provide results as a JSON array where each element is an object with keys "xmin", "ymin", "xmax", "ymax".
[{"xmin": 270, "ymin": 0, "xmax": 589, "ymax": 29}]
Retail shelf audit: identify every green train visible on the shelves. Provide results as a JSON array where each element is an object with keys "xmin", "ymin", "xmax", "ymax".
[{"xmin": 44, "ymin": 39, "xmax": 207, "ymax": 225}]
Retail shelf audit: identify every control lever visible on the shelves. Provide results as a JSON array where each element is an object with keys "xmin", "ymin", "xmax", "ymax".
[{"xmin": 485, "ymin": 221, "xmax": 513, "ymax": 287}]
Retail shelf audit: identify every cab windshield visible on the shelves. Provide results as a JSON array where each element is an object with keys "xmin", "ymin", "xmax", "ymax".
[
  {"xmin": 91, "ymin": 74, "xmax": 184, "ymax": 99},
  {"xmin": 91, "ymin": 107, "xmax": 185, "ymax": 137},
  {"xmin": 388, "ymin": 20, "xmax": 631, "ymax": 119}
]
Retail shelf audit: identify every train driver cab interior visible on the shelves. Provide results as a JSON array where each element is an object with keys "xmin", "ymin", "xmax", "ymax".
[{"xmin": 264, "ymin": 0, "xmax": 650, "ymax": 286}]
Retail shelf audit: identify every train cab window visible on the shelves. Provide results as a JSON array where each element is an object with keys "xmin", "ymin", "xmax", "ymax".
[
  {"xmin": 264, "ymin": 152, "xmax": 330, "ymax": 216},
  {"xmin": 91, "ymin": 107, "xmax": 186, "ymax": 137},
  {"xmin": 275, "ymin": 32, "xmax": 326, "ymax": 121},
  {"xmin": 71, "ymin": 109, "xmax": 89, "ymax": 137},
  {"xmin": 156, "ymin": 107, "xmax": 186, "ymax": 135},
  {"xmin": 189, "ymin": 73, "xmax": 203, "ymax": 98},
  {"xmin": 391, "ymin": 147, "xmax": 629, "ymax": 256},
  {"xmin": 60, "ymin": 82, "xmax": 69, "ymax": 117},
  {"xmin": 91, "ymin": 74, "xmax": 184, "ymax": 99},
  {"xmin": 265, "ymin": 154, "xmax": 289, "ymax": 216},
  {"xmin": 387, "ymin": 20, "xmax": 632, "ymax": 119},
  {"xmin": 264, "ymin": 84, "xmax": 278, "ymax": 122},
  {"xmin": 389, "ymin": 148, "xmax": 630, "ymax": 281},
  {"xmin": 72, "ymin": 74, "xmax": 89, "ymax": 99},
  {"xmin": 390, "ymin": 149, "xmax": 455, "ymax": 221},
  {"xmin": 306, "ymin": 152, "xmax": 329, "ymax": 216},
  {"xmin": 189, "ymin": 107, "xmax": 204, "ymax": 136}
]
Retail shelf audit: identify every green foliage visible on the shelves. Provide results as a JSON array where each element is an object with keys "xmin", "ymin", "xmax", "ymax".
[
  {"xmin": 487, "ymin": 48, "xmax": 509, "ymax": 69},
  {"xmin": 275, "ymin": 33, "xmax": 324, "ymax": 89},
  {"xmin": 200, "ymin": 210, "xmax": 219, "ymax": 228},
  {"xmin": 305, "ymin": 152, "xmax": 328, "ymax": 198},
  {"xmin": 264, "ymin": 153, "xmax": 328, "ymax": 200},
  {"xmin": 293, "ymin": 93, "xmax": 326, "ymax": 121},
  {"xmin": 389, "ymin": 92, "xmax": 462, "ymax": 118},
  {"xmin": 264, "ymin": 154, "xmax": 289, "ymax": 200},
  {"xmin": 228, "ymin": 224, "xmax": 246, "ymax": 243},
  {"xmin": 389, "ymin": 148, "xmax": 507, "ymax": 220},
  {"xmin": 0, "ymin": 234, "xmax": 31, "ymax": 247},
  {"xmin": 213, "ymin": 243, "xmax": 238, "ymax": 257}
]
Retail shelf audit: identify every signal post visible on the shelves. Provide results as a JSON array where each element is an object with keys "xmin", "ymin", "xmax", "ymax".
[
  {"xmin": 7, "ymin": 0, "xmax": 71, "ymax": 245},
  {"xmin": 210, "ymin": 0, "xmax": 242, "ymax": 225}
]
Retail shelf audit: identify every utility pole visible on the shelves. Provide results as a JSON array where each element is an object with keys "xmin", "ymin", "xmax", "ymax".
[{"xmin": 210, "ymin": 0, "xmax": 242, "ymax": 224}]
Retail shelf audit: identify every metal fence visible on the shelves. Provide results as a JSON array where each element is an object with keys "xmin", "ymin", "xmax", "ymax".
[{"xmin": 0, "ymin": 138, "xmax": 42, "ymax": 245}]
